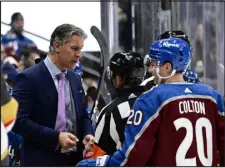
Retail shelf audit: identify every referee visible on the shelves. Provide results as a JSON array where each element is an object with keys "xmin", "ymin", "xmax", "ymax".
[{"xmin": 94, "ymin": 52, "xmax": 147, "ymax": 155}]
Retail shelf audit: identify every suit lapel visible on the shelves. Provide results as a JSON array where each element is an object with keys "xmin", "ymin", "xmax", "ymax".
[{"xmin": 39, "ymin": 61, "xmax": 58, "ymax": 104}]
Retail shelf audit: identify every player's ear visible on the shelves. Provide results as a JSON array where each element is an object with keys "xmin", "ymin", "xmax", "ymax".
[{"xmin": 165, "ymin": 62, "xmax": 173, "ymax": 73}]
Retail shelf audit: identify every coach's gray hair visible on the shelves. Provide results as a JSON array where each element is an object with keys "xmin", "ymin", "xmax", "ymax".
[{"xmin": 49, "ymin": 24, "xmax": 87, "ymax": 53}]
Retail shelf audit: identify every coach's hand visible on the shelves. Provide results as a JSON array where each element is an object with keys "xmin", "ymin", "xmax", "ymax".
[{"xmin": 58, "ymin": 132, "xmax": 79, "ymax": 149}]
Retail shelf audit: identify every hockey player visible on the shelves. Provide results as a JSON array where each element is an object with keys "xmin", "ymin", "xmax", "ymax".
[
  {"xmin": 157, "ymin": 31, "xmax": 202, "ymax": 84},
  {"xmin": 142, "ymin": 30, "xmax": 192, "ymax": 90},
  {"xmin": 84, "ymin": 51, "xmax": 146, "ymax": 157},
  {"xmin": 1, "ymin": 74, "xmax": 19, "ymax": 166},
  {"xmin": 76, "ymin": 37, "xmax": 224, "ymax": 166},
  {"xmin": 4, "ymin": 81, "xmax": 23, "ymax": 166},
  {"xmin": 8, "ymin": 131, "xmax": 23, "ymax": 166}
]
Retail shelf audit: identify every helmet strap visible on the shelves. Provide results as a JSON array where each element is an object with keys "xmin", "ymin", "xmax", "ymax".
[{"xmin": 156, "ymin": 67, "xmax": 176, "ymax": 84}]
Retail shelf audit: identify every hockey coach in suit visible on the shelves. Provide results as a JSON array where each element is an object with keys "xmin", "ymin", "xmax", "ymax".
[{"xmin": 12, "ymin": 24, "xmax": 94, "ymax": 166}]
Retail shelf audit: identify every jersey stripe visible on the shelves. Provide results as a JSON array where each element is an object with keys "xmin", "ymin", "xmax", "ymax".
[
  {"xmin": 110, "ymin": 113, "xmax": 122, "ymax": 149},
  {"xmin": 95, "ymin": 114, "xmax": 106, "ymax": 143}
]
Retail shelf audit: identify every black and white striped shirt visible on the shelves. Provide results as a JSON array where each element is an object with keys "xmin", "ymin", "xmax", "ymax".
[{"xmin": 94, "ymin": 86, "xmax": 147, "ymax": 154}]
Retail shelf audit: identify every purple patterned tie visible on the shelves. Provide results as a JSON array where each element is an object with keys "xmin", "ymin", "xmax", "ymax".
[{"xmin": 55, "ymin": 73, "xmax": 66, "ymax": 131}]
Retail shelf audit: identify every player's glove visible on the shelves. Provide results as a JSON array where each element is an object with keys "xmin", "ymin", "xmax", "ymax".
[{"xmin": 76, "ymin": 155, "xmax": 110, "ymax": 167}]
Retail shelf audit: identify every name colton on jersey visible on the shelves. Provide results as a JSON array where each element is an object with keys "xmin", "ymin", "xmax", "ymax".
[{"xmin": 178, "ymin": 100, "xmax": 205, "ymax": 115}]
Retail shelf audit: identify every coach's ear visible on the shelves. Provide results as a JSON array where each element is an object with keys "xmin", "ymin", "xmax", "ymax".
[{"xmin": 54, "ymin": 41, "xmax": 62, "ymax": 53}]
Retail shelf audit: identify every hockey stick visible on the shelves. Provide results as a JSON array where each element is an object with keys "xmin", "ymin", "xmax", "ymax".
[{"xmin": 90, "ymin": 26, "xmax": 109, "ymax": 119}]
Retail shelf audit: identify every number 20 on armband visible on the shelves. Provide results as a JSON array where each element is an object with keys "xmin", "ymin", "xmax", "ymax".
[{"xmin": 127, "ymin": 110, "xmax": 143, "ymax": 126}]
